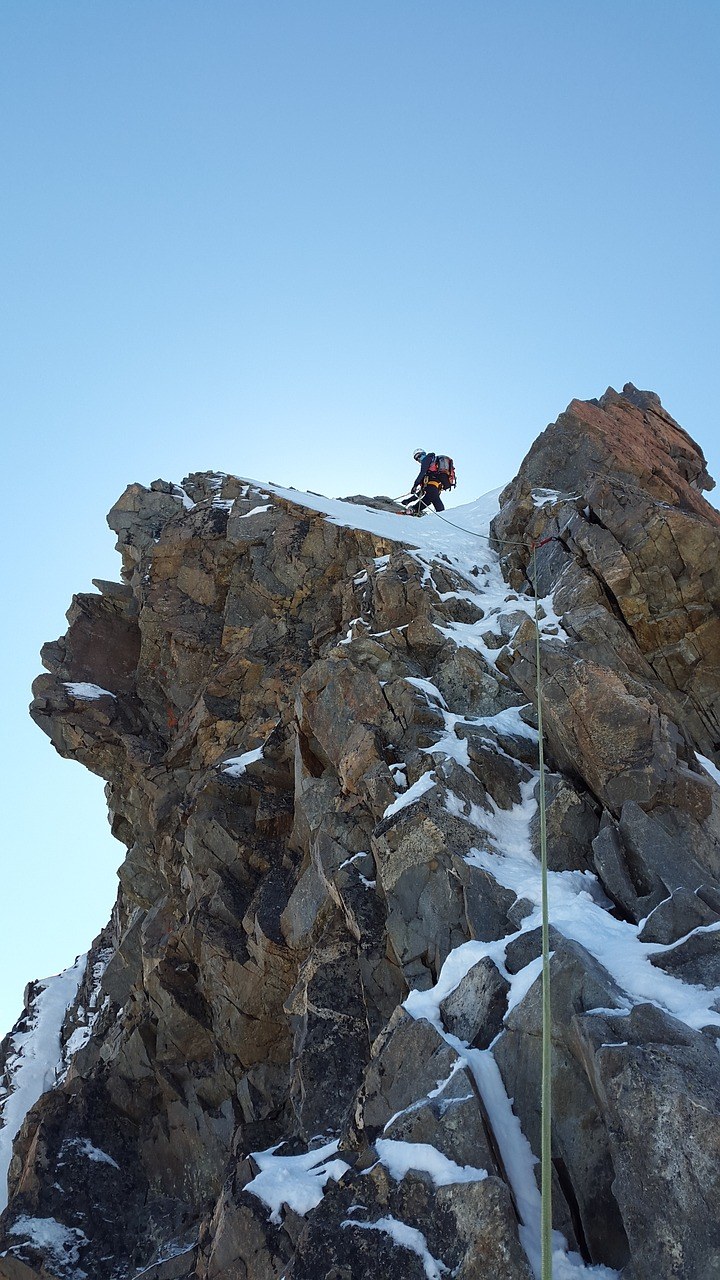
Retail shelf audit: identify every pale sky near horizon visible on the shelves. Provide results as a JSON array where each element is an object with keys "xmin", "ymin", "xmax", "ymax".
[{"xmin": 1, "ymin": 1, "xmax": 719, "ymax": 1035}]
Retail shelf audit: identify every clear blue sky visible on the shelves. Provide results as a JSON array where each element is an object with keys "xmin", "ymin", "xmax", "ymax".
[{"xmin": 1, "ymin": 1, "xmax": 718, "ymax": 1034}]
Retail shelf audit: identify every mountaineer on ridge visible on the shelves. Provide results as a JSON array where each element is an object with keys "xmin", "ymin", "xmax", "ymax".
[{"xmin": 401, "ymin": 447, "xmax": 456, "ymax": 514}]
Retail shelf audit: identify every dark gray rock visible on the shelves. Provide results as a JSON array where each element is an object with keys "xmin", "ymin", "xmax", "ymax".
[
  {"xmin": 101, "ymin": 910, "xmax": 145, "ymax": 1006},
  {"xmin": 620, "ymin": 799, "xmax": 718, "ymax": 897},
  {"xmin": 432, "ymin": 645, "xmax": 512, "ymax": 717},
  {"xmin": 649, "ymin": 926, "xmax": 720, "ymax": 988},
  {"xmin": 434, "ymin": 1178, "xmax": 534, "ymax": 1279},
  {"xmin": 359, "ymin": 1010, "xmax": 461, "ymax": 1138},
  {"xmin": 591, "ymin": 815, "xmax": 664, "ymax": 922},
  {"xmin": 456, "ymin": 861, "xmax": 518, "ymax": 943},
  {"xmin": 438, "ymin": 957, "xmax": 509, "ymax": 1048},
  {"xmin": 647, "ymin": 803, "xmax": 720, "ymax": 884},
  {"xmin": 535, "ymin": 774, "xmax": 600, "ymax": 872},
  {"xmin": 503, "ymin": 925, "xmax": 564, "ymax": 975},
  {"xmin": 580, "ymin": 1003, "xmax": 720, "ymax": 1280},
  {"xmin": 288, "ymin": 1168, "xmax": 533, "ymax": 1280},
  {"xmin": 382, "ymin": 1060, "xmax": 498, "ymax": 1174},
  {"xmin": 638, "ymin": 886, "xmax": 720, "ymax": 944},
  {"xmin": 495, "ymin": 939, "xmax": 630, "ymax": 1270},
  {"xmin": 372, "ymin": 800, "xmax": 476, "ymax": 983},
  {"xmin": 285, "ymin": 920, "xmax": 371, "ymax": 1136},
  {"xmin": 455, "ymin": 724, "xmax": 532, "ymax": 808}
]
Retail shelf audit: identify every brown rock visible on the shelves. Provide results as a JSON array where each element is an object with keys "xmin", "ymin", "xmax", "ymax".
[{"xmin": 6, "ymin": 389, "xmax": 720, "ymax": 1279}]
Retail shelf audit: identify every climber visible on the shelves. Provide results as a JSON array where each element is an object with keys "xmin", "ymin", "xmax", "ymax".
[{"xmin": 401, "ymin": 449, "xmax": 456, "ymax": 514}]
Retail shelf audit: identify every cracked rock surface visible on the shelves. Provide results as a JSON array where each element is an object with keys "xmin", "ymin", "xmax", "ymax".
[{"xmin": 1, "ymin": 387, "xmax": 719, "ymax": 1279}]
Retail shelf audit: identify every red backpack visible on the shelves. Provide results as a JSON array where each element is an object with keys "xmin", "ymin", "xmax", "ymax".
[{"xmin": 427, "ymin": 454, "xmax": 456, "ymax": 490}]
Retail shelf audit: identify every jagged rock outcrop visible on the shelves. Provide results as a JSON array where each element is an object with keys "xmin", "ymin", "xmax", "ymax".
[{"xmin": 0, "ymin": 387, "xmax": 719, "ymax": 1279}]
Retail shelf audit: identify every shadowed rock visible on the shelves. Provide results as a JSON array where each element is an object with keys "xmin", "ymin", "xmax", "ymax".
[{"xmin": 4, "ymin": 387, "xmax": 720, "ymax": 1278}]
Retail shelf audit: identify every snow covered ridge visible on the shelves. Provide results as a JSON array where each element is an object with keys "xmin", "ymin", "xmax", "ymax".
[
  {"xmin": 0, "ymin": 958, "xmax": 86, "ymax": 1214},
  {"xmin": 264, "ymin": 480, "xmax": 505, "ymax": 555},
  {"xmin": 163, "ymin": 473, "xmax": 568, "ymax": 652},
  {"xmin": 171, "ymin": 469, "xmax": 508, "ymax": 576}
]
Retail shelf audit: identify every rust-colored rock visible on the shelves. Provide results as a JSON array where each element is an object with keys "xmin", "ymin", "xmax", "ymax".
[{"xmin": 2, "ymin": 388, "xmax": 719, "ymax": 1279}]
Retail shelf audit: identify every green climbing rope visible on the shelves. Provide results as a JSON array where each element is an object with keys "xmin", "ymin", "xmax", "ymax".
[{"xmin": 533, "ymin": 544, "xmax": 553, "ymax": 1280}]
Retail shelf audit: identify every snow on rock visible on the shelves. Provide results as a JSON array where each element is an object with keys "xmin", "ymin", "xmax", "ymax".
[
  {"xmin": 405, "ymin": 963, "xmax": 621, "ymax": 1280},
  {"xmin": 531, "ymin": 487, "xmax": 579, "ymax": 508},
  {"xmin": 265, "ymin": 483, "xmax": 504, "ymax": 576},
  {"xmin": 696, "ymin": 751, "xmax": 720, "ymax": 787},
  {"xmin": 421, "ymin": 715, "xmax": 471, "ymax": 770},
  {"xmin": 63, "ymin": 682, "xmax": 117, "ymax": 700},
  {"xmin": 375, "ymin": 1138, "xmax": 488, "ymax": 1186},
  {"xmin": 245, "ymin": 1139, "xmax": 351, "ymax": 1224},
  {"xmin": 239, "ymin": 504, "xmax": 273, "ymax": 518},
  {"xmin": 172, "ymin": 484, "xmax": 195, "ymax": 510},
  {"xmin": 383, "ymin": 771, "xmax": 437, "ymax": 819},
  {"xmin": 341, "ymin": 1214, "xmax": 449, "ymax": 1280},
  {"xmin": 7, "ymin": 1215, "xmax": 90, "ymax": 1278},
  {"xmin": 338, "ymin": 616, "xmax": 370, "ymax": 645},
  {"xmin": 404, "ymin": 677, "xmax": 449, "ymax": 708},
  {"xmin": 58, "ymin": 946, "xmax": 113, "ymax": 1077},
  {"xmin": 220, "ymin": 745, "xmax": 265, "ymax": 777},
  {"xmin": 16, "ymin": 391, "xmax": 720, "ymax": 1279},
  {"xmin": 0, "ymin": 957, "xmax": 86, "ymax": 1213},
  {"xmin": 60, "ymin": 1137, "xmax": 120, "ymax": 1169},
  {"xmin": 464, "ymin": 780, "xmax": 720, "ymax": 1032}
]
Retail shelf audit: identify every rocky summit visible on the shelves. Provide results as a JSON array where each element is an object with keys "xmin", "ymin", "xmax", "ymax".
[{"xmin": 1, "ymin": 384, "xmax": 719, "ymax": 1280}]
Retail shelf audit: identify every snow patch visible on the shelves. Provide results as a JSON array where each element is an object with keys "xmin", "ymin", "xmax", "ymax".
[
  {"xmin": 405, "ymin": 677, "xmax": 448, "ymax": 708},
  {"xmin": 338, "ymin": 617, "xmax": 370, "ymax": 645},
  {"xmin": 696, "ymin": 752, "xmax": 720, "ymax": 787},
  {"xmin": 220, "ymin": 745, "xmax": 265, "ymax": 777},
  {"xmin": 7, "ymin": 1215, "xmax": 89, "ymax": 1277},
  {"xmin": 239, "ymin": 504, "xmax": 273, "ymax": 518},
  {"xmin": 63, "ymin": 682, "xmax": 116, "ymax": 700},
  {"xmin": 172, "ymin": 485, "xmax": 195, "ymax": 510},
  {"xmin": 531, "ymin": 488, "xmax": 579, "ymax": 508},
  {"xmin": 60, "ymin": 1137, "xmax": 120, "ymax": 1169},
  {"xmin": 245, "ymin": 1139, "xmax": 350, "ymax": 1224},
  {"xmin": 422, "ymin": 719, "xmax": 471, "ymax": 771},
  {"xmin": 383, "ymin": 772, "xmax": 436, "ymax": 819},
  {"xmin": 466, "ymin": 781, "xmax": 720, "ymax": 1031},
  {"xmin": 375, "ymin": 1138, "xmax": 488, "ymax": 1187},
  {"xmin": 58, "ymin": 947, "xmax": 113, "ymax": 1080}
]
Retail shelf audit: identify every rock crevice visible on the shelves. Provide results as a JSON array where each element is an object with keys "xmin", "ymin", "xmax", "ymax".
[{"xmin": 1, "ymin": 390, "xmax": 719, "ymax": 1279}]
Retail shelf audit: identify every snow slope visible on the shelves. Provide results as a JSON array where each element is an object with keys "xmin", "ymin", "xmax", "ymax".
[{"xmin": 0, "ymin": 958, "xmax": 86, "ymax": 1213}]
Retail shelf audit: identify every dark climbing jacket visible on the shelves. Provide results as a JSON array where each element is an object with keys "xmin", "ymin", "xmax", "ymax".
[{"xmin": 413, "ymin": 453, "xmax": 456, "ymax": 492}]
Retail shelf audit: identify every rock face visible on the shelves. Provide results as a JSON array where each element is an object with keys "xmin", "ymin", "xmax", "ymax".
[{"xmin": 0, "ymin": 387, "xmax": 718, "ymax": 1279}]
